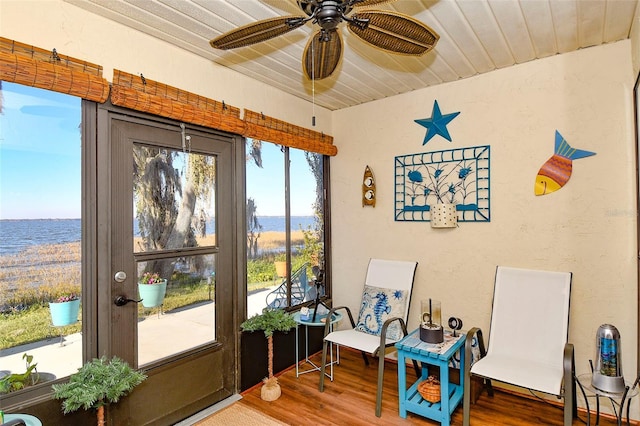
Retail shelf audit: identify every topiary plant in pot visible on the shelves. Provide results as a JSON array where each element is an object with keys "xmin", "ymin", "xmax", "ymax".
[
  {"xmin": 241, "ymin": 308, "xmax": 297, "ymax": 401},
  {"xmin": 52, "ymin": 356, "xmax": 146, "ymax": 426}
]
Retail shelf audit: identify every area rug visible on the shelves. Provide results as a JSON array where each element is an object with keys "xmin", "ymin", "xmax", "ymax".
[{"xmin": 195, "ymin": 403, "xmax": 288, "ymax": 426}]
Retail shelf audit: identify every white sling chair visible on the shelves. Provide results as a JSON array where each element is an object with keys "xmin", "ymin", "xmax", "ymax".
[
  {"xmin": 462, "ymin": 266, "xmax": 576, "ymax": 425},
  {"xmin": 318, "ymin": 258, "xmax": 419, "ymax": 417}
]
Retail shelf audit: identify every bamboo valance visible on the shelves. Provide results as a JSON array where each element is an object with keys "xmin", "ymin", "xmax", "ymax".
[
  {"xmin": 1, "ymin": 38, "xmax": 336, "ymax": 156},
  {"xmin": 111, "ymin": 69, "xmax": 246, "ymax": 134},
  {"xmin": 0, "ymin": 37, "xmax": 109, "ymax": 103},
  {"xmin": 243, "ymin": 110, "xmax": 337, "ymax": 156},
  {"xmin": 111, "ymin": 70, "xmax": 337, "ymax": 156}
]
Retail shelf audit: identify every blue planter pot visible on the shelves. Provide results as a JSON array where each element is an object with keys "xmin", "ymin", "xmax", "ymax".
[
  {"xmin": 138, "ymin": 280, "xmax": 167, "ymax": 308},
  {"xmin": 49, "ymin": 299, "xmax": 80, "ymax": 326}
]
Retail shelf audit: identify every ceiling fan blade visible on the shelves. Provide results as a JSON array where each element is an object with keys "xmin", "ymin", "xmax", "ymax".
[
  {"xmin": 348, "ymin": 11, "xmax": 439, "ymax": 55},
  {"xmin": 210, "ymin": 16, "xmax": 306, "ymax": 50},
  {"xmin": 303, "ymin": 30, "xmax": 343, "ymax": 80},
  {"xmin": 350, "ymin": 0, "xmax": 396, "ymax": 8}
]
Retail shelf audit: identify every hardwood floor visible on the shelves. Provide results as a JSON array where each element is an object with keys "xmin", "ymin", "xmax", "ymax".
[{"xmin": 239, "ymin": 348, "xmax": 630, "ymax": 426}]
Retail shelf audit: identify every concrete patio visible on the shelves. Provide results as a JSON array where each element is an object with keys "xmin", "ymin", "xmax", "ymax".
[{"xmin": 0, "ymin": 286, "xmax": 274, "ymax": 381}]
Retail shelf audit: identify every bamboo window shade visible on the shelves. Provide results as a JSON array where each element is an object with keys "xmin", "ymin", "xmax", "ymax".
[
  {"xmin": 112, "ymin": 70, "xmax": 336, "ymax": 156},
  {"xmin": 0, "ymin": 37, "xmax": 109, "ymax": 103},
  {"xmin": 111, "ymin": 69, "xmax": 246, "ymax": 135},
  {"xmin": 243, "ymin": 110, "xmax": 336, "ymax": 156}
]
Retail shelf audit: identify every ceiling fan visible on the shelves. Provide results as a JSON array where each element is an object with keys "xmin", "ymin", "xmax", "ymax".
[{"xmin": 210, "ymin": 0, "xmax": 439, "ymax": 81}]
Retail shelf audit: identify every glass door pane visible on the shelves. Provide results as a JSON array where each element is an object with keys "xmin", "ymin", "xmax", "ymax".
[
  {"xmin": 132, "ymin": 144, "xmax": 217, "ymax": 365},
  {"xmin": 136, "ymin": 254, "xmax": 216, "ymax": 363},
  {"xmin": 133, "ymin": 148, "xmax": 216, "ymax": 252}
]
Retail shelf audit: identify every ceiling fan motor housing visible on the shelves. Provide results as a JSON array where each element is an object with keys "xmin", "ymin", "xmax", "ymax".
[
  {"xmin": 300, "ymin": 1, "xmax": 348, "ymax": 31},
  {"xmin": 298, "ymin": 0, "xmax": 354, "ymax": 17}
]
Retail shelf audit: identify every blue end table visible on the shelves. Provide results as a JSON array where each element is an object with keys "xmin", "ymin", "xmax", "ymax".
[
  {"xmin": 396, "ymin": 329, "xmax": 466, "ymax": 425},
  {"xmin": 293, "ymin": 310, "xmax": 342, "ymax": 379}
]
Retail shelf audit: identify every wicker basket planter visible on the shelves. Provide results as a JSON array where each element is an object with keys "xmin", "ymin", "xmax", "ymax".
[{"xmin": 418, "ymin": 376, "xmax": 441, "ymax": 403}]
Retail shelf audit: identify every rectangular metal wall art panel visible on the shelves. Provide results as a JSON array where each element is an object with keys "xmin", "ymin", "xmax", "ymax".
[{"xmin": 394, "ymin": 145, "xmax": 490, "ymax": 223}]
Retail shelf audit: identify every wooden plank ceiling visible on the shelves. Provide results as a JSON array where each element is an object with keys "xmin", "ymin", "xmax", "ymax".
[{"xmin": 64, "ymin": 0, "xmax": 639, "ymax": 111}]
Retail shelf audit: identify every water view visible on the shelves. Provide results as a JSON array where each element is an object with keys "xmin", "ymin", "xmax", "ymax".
[{"xmin": 0, "ymin": 216, "xmax": 315, "ymax": 255}]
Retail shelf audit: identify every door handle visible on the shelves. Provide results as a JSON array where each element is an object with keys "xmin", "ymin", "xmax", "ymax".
[{"xmin": 114, "ymin": 295, "xmax": 143, "ymax": 306}]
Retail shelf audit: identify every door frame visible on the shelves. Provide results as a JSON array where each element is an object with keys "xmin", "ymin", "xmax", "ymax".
[
  {"xmin": 634, "ymin": 70, "xmax": 640, "ymax": 377},
  {"xmin": 92, "ymin": 101, "xmax": 246, "ymax": 423}
]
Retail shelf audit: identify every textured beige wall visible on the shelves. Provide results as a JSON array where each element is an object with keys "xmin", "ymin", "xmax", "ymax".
[
  {"xmin": 331, "ymin": 40, "xmax": 637, "ymax": 415},
  {"xmin": 0, "ymin": 0, "xmax": 332, "ymax": 133},
  {"xmin": 632, "ymin": 5, "xmax": 640, "ymax": 77}
]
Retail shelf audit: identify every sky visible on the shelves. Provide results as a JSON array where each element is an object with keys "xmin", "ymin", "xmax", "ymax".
[
  {"xmin": 0, "ymin": 82, "xmax": 82, "ymax": 219},
  {"xmin": 0, "ymin": 82, "xmax": 316, "ymax": 220},
  {"xmin": 245, "ymin": 140, "xmax": 317, "ymax": 217}
]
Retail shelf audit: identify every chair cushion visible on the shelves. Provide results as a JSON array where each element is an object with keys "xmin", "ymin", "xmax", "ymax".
[
  {"xmin": 355, "ymin": 285, "xmax": 408, "ymax": 340},
  {"xmin": 471, "ymin": 353, "xmax": 564, "ymax": 396},
  {"xmin": 324, "ymin": 328, "xmax": 398, "ymax": 354}
]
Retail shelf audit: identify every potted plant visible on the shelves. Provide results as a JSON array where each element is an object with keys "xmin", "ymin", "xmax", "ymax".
[
  {"xmin": 241, "ymin": 308, "xmax": 297, "ymax": 401},
  {"xmin": 52, "ymin": 356, "xmax": 146, "ymax": 426},
  {"xmin": 274, "ymin": 260, "xmax": 288, "ymax": 279},
  {"xmin": 49, "ymin": 293, "xmax": 81, "ymax": 326},
  {"xmin": 0, "ymin": 353, "xmax": 56, "ymax": 394},
  {"xmin": 137, "ymin": 271, "xmax": 167, "ymax": 308}
]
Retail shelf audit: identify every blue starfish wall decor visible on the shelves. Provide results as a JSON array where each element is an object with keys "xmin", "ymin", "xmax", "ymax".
[{"xmin": 414, "ymin": 100, "xmax": 461, "ymax": 144}]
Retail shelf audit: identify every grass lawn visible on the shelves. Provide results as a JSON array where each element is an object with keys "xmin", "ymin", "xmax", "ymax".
[{"xmin": 0, "ymin": 304, "xmax": 82, "ymax": 350}]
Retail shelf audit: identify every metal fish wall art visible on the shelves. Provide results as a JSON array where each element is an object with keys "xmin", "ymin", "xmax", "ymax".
[{"xmin": 534, "ymin": 131, "xmax": 595, "ymax": 196}]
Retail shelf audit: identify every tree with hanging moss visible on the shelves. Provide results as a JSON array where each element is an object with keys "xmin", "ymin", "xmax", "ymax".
[
  {"xmin": 134, "ymin": 147, "xmax": 215, "ymax": 279},
  {"xmin": 52, "ymin": 356, "xmax": 146, "ymax": 426}
]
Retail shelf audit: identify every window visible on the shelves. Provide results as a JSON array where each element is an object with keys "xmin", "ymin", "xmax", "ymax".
[
  {"xmin": 0, "ymin": 82, "xmax": 83, "ymax": 392},
  {"xmin": 246, "ymin": 140, "xmax": 326, "ymax": 316}
]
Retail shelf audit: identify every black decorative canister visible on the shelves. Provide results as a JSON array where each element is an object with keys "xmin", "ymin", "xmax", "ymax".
[{"xmin": 420, "ymin": 299, "xmax": 444, "ymax": 344}]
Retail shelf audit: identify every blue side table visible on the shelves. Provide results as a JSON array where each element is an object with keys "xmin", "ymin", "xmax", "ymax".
[
  {"xmin": 293, "ymin": 310, "xmax": 343, "ymax": 379},
  {"xmin": 396, "ymin": 329, "xmax": 466, "ymax": 425}
]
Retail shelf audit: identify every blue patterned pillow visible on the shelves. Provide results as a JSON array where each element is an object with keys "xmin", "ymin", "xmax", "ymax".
[
  {"xmin": 355, "ymin": 285, "xmax": 409, "ymax": 341},
  {"xmin": 449, "ymin": 330, "xmax": 482, "ymax": 369}
]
